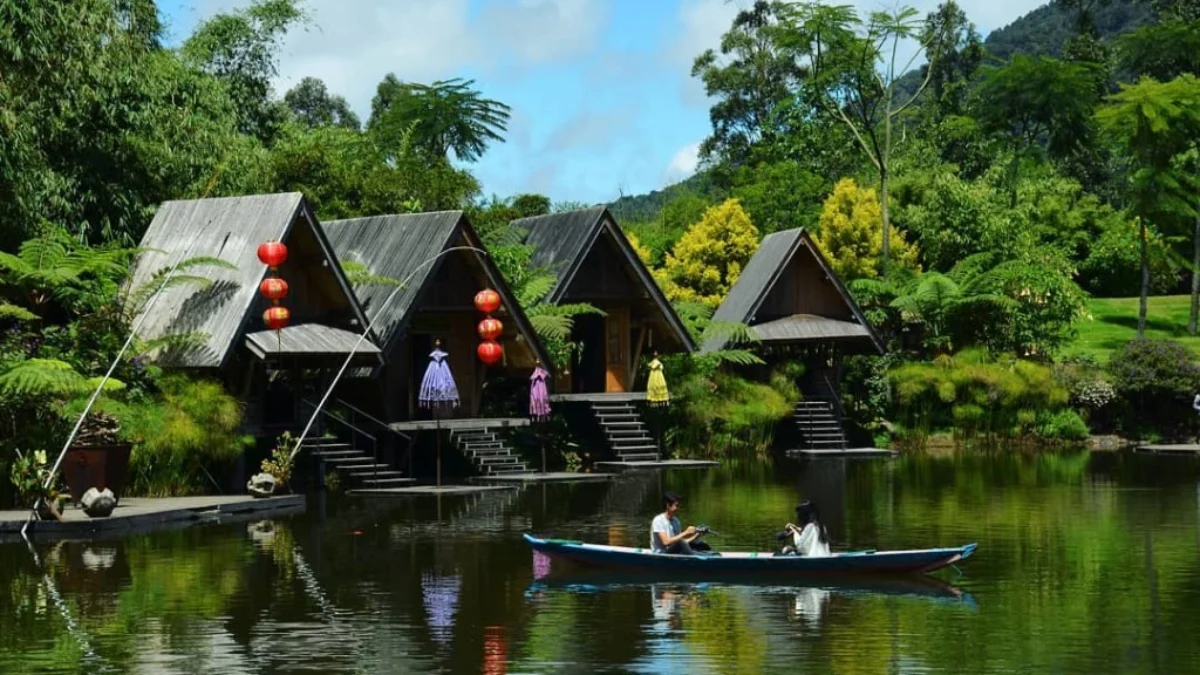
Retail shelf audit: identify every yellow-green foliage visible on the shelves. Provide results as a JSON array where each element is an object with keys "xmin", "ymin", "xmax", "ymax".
[
  {"xmin": 656, "ymin": 199, "xmax": 760, "ymax": 309},
  {"xmin": 889, "ymin": 349, "xmax": 1074, "ymax": 446},
  {"xmin": 814, "ymin": 178, "xmax": 920, "ymax": 280},
  {"xmin": 669, "ymin": 362, "xmax": 796, "ymax": 458},
  {"xmin": 261, "ymin": 431, "xmax": 295, "ymax": 489},
  {"xmin": 81, "ymin": 375, "xmax": 251, "ymax": 496},
  {"xmin": 625, "ymin": 230, "xmax": 654, "ymax": 267}
]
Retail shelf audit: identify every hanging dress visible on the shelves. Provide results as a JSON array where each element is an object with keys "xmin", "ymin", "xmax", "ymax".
[
  {"xmin": 529, "ymin": 366, "xmax": 551, "ymax": 421},
  {"xmin": 646, "ymin": 357, "xmax": 670, "ymax": 407},
  {"xmin": 418, "ymin": 348, "xmax": 460, "ymax": 409}
]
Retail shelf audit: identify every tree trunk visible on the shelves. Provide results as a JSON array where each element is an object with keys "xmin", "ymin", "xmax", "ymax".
[
  {"xmin": 1191, "ymin": 213, "xmax": 1200, "ymax": 335},
  {"xmin": 1139, "ymin": 216, "xmax": 1149, "ymax": 338},
  {"xmin": 880, "ymin": 167, "xmax": 891, "ymax": 277}
]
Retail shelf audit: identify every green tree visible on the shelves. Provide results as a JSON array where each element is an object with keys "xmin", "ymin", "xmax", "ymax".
[
  {"xmin": 1097, "ymin": 75, "xmax": 1200, "ymax": 337},
  {"xmin": 657, "ymin": 199, "xmax": 760, "ymax": 308},
  {"xmin": 784, "ymin": 3, "xmax": 945, "ymax": 273},
  {"xmin": 283, "ymin": 77, "xmax": 361, "ymax": 130},
  {"xmin": 974, "ymin": 55, "xmax": 1101, "ymax": 202},
  {"xmin": 691, "ymin": 0, "xmax": 804, "ymax": 167},
  {"xmin": 813, "ymin": 178, "xmax": 920, "ymax": 280},
  {"xmin": 368, "ymin": 76, "xmax": 511, "ymax": 163},
  {"xmin": 181, "ymin": 0, "xmax": 306, "ymax": 143},
  {"xmin": 919, "ymin": 1, "xmax": 984, "ymax": 119}
]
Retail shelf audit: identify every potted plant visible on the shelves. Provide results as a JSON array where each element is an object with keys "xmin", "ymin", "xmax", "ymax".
[
  {"xmin": 249, "ymin": 431, "xmax": 295, "ymax": 497},
  {"xmin": 62, "ymin": 411, "xmax": 132, "ymax": 506},
  {"xmin": 10, "ymin": 450, "xmax": 65, "ymax": 521}
]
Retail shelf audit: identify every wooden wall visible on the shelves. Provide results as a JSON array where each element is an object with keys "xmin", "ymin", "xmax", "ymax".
[{"xmin": 756, "ymin": 245, "xmax": 854, "ymax": 322}]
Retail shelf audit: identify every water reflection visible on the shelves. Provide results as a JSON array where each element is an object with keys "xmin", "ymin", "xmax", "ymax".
[{"xmin": 2, "ymin": 450, "xmax": 1200, "ymax": 674}]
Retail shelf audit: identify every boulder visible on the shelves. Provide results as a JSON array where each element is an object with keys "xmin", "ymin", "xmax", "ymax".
[
  {"xmin": 81, "ymin": 487, "xmax": 117, "ymax": 518},
  {"xmin": 247, "ymin": 473, "xmax": 277, "ymax": 498}
]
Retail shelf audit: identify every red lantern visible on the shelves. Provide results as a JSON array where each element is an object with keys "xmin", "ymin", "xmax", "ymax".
[
  {"xmin": 257, "ymin": 241, "xmax": 288, "ymax": 268},
  {"xmin": 477, "ymin": 340, "xmax": 503, "ymax": 365},
  {"xmin": 477, "ymin": 317, "xmax": 503, "ymax": 341},
  {"xmin": 474, "ymin": 289, "xmax": 501, "ymax": 314},
  {"xmin": 263, "ymin": 306, "xmax": 290, "ymax": 331},
  {"xmin": 259, "ymin": 277, "xmax": 289, "ymax": 303}
]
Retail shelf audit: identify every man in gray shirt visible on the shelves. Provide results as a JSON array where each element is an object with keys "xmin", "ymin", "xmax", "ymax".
[{"xmin": 650, "ymin": 492, "xmax": 706, "ymax": 554}]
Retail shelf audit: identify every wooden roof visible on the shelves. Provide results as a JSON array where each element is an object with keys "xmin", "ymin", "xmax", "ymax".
[
  {"xmin": 511, "ymin": 206, "xmax": 696, "ymax": 352},
  {"xmin": 128, "ymin": 193, "xmax": 373, "ymax": 368},
  {"xmin": 702, "ymin": 228, "xmax": 884, "ymax": 354},
  {"xmin": 324, "ymin": 211, "xmax": 553, "ymax": 367},
  {"xmin": 245, "ymin": 324, "xmax": 383, "ymax": 360}
]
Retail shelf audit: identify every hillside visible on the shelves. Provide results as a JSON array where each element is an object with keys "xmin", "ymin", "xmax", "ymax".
[{"xmin": 612, "ymin": 0, "xmax": 1155, "ymax": 216}]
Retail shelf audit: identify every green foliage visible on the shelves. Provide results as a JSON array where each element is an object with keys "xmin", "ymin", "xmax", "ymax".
[
  {"xmin": 888, "ymin": 349, "xmax": 1074, "ymax": 446},
  {"xmin": 657, "ymin": 199, "xmax": 760, "ymax": 308},
  {"xmin": 7, "ymin": 449, "xmax": 65, "ymax": 511},
  {"xmin": 283, "ymin": 76, "xmax": 361, "ymax": 130},
  {"xmin": 340, "ymin": 260, "xmax": 404, "ymax": 288},
  {"xmin": 77, "ymin": 375, "xmax": 252, "ymax": 496},
  {"xmin": 814, "ymin": 178, "xmax": 920, "ymax": 280},
  {"xmin": 0, "ymin": 224, "xmax": 135, "ymax": 316},
  {"xmin": 261, "ymin": 431, "xmax": 295, "ymax": 489},
  {"xmin": 622, "ymin": 191, "xmax": 712, "ymax": 267},
  {"xmin": 1108, "ymin": 337, "xmax": 1200, "ymax": 435},
  {"xmin": 368, "ymin": 76, "xmax": 511, "ymax": 163}
]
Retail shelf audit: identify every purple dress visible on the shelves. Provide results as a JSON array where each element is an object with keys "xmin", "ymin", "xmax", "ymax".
[
  {"xmin": 529, "ymin": 366, "xmax": 551, "ymax": 421},
  {"xmin": 418, "ymin": 348, "xmax": 459, "ymax": 409}
]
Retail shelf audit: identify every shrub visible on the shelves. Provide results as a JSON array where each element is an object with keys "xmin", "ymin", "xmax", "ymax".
[
  {"xmin": 1108, "ymin": 338, "xmax": 1200, "ymax": 436},
  {"xmin": 1037, "ymin": 410, "xmax": 1090, "ymax": 441}
]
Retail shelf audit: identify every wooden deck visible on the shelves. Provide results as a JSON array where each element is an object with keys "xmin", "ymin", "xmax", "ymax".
[
  {"xmin": 593, "ymin": 459, "xmax": 719, "ymax": 471},
  {"xmin": 1135, "ymin": 444, "xmax": 1200, "ymax": 455},
  {"xmin": 388, "ymin": 417, "xmax": 530, "ymax": 432},
  {"xmin": 550, "ymin": 392, "xmax": 648, "ymax": 403},
  {"xmin": 472, "ymin": 472, "xmax": 617, "ymax": 484},
  {"xmin": 348, "ymin": 485, "xmax": 518, "ymax": 496},
  {"xmin": 0, "ymin": 494, "xmax": 305, "ymax": 543},
  {"xmin": 787, "ymin": 447, "xmax": 898, "ymax": 458}
]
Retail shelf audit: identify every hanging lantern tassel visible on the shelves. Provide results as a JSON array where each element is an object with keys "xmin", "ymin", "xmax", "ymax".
[{"xmin": 477, "ymin": 340, "xmax": 503, "ymax": 365}]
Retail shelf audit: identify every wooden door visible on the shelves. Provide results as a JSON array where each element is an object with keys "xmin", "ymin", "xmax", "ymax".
[{"xmin": 605, "ymin": 306, "xmax": 630, "ymax": 392}]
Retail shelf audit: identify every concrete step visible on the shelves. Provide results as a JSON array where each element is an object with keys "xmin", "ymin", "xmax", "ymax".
[
  {"xmin": 612, "ymin": 437, "xmax": 655, "ymax": 446},
  {"xmin": 599, "ymin": 420, "xmax": 645, "ymax": 428},
  {"xmin": 357, "ymin": 477, "xmax": 413, "ymax": 487},
  {"xmin": 613, "ymin": 444, "xmax": 659, "ymax": 453},
  {"xmin": 347, "ymin": 469, "xmax": 407, "ymax": 479},
  {"xmin": 487, "ymin": 465, "xmax": 528, "ymax": 474},
  {"xmin": 468, "ymin": 447, "xmax": 514, "ymax": 457},
  {"xmin": 332, "ymin": 463, "xmax": 391, "ymax": 471},
  {"xmin": 454, "ymin": 432, "xmax": 497, "ymax": 441},
  {"xmin": 313, "ymin": 449, "xmax": 367, "ymax": 458},
  {"xmin": 300, "ymin": 440, "xmax": 352, "ymax": 449},
  {"xmin": 478, "ymin": 455, "xmax": 520, "ymax": 464}
]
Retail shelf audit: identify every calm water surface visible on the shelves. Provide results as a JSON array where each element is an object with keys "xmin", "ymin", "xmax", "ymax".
[{"xmin": 2, "ymin": 451, "xmax": 1200, "ymax": 674}]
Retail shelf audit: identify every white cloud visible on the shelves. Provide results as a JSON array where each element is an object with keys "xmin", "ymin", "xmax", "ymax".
[
  {"xmin": 663, "ymin": 141, "xmax": 701, "ymax": 185},
  {"xmin": 189, "ymin": 0, "xmax": 607, "ymax": 119},
  {"xmin": 544, "ymin": 105, "xmax": 640, "ymax": 153}
]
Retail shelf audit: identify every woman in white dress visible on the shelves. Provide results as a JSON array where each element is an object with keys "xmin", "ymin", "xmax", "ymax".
[{"xmin": 783, "ymin": 500, "xmax": 831, "ymax": 557}]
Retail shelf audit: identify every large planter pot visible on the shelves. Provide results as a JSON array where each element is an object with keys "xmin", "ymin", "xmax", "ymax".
[{"xmin": 63, "ymin": 443, "xmax": 132, "ymax": 505}]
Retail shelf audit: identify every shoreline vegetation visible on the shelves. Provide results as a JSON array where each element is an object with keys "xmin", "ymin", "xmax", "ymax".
[{"xmin": 5, "ymin": 0, "xmax": 1200, "ymax": 508}]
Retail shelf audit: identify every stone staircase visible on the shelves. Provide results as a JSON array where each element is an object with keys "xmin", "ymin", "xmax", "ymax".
[
  {"xmin": 301, "ymin": 437, "xmax": 412, "ymax": 489},
  {"xmin": 451, "ymin": 429, "xmax": 530, "ymax": 475},
  {"xmin": 793, "ymin": 399, "xmax": 848, "ymax": 450},
  {"xmin": 590, "ymin": 400, "xmax": 660, "ymax": 462}
]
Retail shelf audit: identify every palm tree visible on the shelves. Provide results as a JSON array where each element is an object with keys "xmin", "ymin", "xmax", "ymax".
[{"xmin": 368, "ymin": 76, "xmax": 511, "ymax": 163}]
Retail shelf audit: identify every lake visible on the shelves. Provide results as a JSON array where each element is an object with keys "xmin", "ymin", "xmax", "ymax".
[{"xmin": 2, "ymin": 450, "xmax": 1199, "ymax": 674}]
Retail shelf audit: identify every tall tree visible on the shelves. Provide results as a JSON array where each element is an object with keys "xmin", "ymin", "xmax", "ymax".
[
  {"xmin": 691, "ymin": 0, "xmax": 804, "ymax": 168},
  {"xmin": 283, "ymin": 77, "xmax": 361, "ymax": 130},
  {"xmin": 1119, "ymin": 2, "xmax": 1200, "ymax": 331},
  {"xmin": 368, "ymin": 76, "xmax": 510, "ymax": 163},
  {"xmin": 920, "ymin": 1, "xmax": 984, "ymax": 119},
  {"xmin": 1097, "ymin": 75, "xmax": 1200, "ymax": 337},
  {"xmin": 975, "ymin": 55, "xmax": 1101, "ymax": 203},
  {"xmin": 782, "ymin": 3, "xmax": 945, "ymax": 274},
  {"xmin": 182, "ymin": 0, "xmax": 306, "ymax": 143}
]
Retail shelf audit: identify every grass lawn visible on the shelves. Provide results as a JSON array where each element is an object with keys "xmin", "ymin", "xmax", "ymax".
[{"xmin": 1065, "ymin": 295, "xmax": 1200, "ymax": 362}]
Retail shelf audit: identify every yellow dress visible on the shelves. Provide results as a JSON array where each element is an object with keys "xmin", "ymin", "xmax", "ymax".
[{"xmin": 646, "ymin": 358, "xmax": 670, "ymax": 407}]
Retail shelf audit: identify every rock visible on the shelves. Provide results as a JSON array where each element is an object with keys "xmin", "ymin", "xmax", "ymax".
[
  {"xmin": 81, "ymin": 487, "xmax": 116, "ymax": 518},
  {"xmin": 247, "ymin": 473, "xmax": 277, "ymax": 498}
]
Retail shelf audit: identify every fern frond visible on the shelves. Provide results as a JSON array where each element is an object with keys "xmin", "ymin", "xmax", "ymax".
[
  {"xmin": 341, "ymin": 260, "xmax": 404, "ymax": 287},
  {"xmin": 137, "ymin": 332, "xmax": 211, "ymax": 356},
  {"xmin": 517, "ymin": 273, "xmax": 557, "ymax": 305},
  {"xmin": 0, "ymin": 359, "xmax": 91, "ymax": 398},
  {"xmin": 701, "ymin": 320, "xmax": 760, "ymax": 347},
  {"xmin": 0, "ymin": 302, "xmax": 37, "ymax": 322},
  {"xmin": 529, "ymin": 314, "xmax": 573, "ymax": 341},
  {"xmin": 709, "ymin": 349, "xmax": 765, "ymax": 367},
  {"xmin": 531, "ymin": 302, "xmax": 604, "ymax": 317}
]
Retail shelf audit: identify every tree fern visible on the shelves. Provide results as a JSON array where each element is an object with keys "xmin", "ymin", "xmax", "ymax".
[
  {"xmin": 517, "ymin": 273, "xmax": 557, "ymax": 306},
  {"xmin": 0, "ymin": 302, "xmax": 37, "ymax": 322},
  {"xmin": 340, "ymin": 260, "xmax": 404, "ymax": 288},
  {"xmin": 0, "ymin": 359, "xmax": 123, "ymax": 398}
]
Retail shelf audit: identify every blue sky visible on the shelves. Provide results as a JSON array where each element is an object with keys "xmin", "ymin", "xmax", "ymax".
[{"xmin": 159, "ymin": 0, "xmax": 1049, "ymax": 206}]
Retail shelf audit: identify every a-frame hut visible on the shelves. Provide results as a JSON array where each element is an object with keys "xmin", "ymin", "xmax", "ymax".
[
  {"xmin": 702, "ymin": 227, "xmax": 884, "ymax": 450},
  {"xmin": 511, "ymin": 206, "xmax": 695, "ymax": 463},
  {"xmin": 512, "ymin": 206, "xmax": 695, "ymax": 395},
  {"xmin": 129, "ymin": 193, "xmax": 382, "ymax": 434},
  {"xmin": 325, "ymin": 212, "xmax": 552, "ymax": 476}
]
